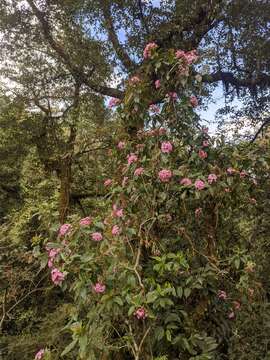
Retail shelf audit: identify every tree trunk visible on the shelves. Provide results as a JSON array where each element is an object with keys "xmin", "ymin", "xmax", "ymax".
[{"xmin": 59, "ymin": 155, "xmax": 72, "ymax": 223}]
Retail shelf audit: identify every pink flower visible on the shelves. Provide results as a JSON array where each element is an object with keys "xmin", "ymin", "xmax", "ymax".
[
  {"xmin": 91, "ymin": 232, "xmax": 103, "ymax": 242},
  {"xmin": 104, "ymin": 179, "xmax": 112, "ymax": 187},
  {"xmin": 194, "ymin": 179, "xmax": 205, "ymax": 190},
  {"xmin": 48, "ymin": 248, "xmax": 60, "ymax": 260},
  {"xmin": 135, "ymin": 307, "xmax": 147, "ymax": 320},
  {"xmin": 112, "ymin": 225, "xmax": 121, "ymax": 236},
  {"xmin": 51, "ymin": 268, "xmax": 65, "ymax": 285},
  {"xmin": 130, "ymin": 76, "xmax": 140, "ymax": 85},
  {"xmin": 180, "ymin": 178, "xmax": 192, "ymax": 186},
  {"xmin": 185, "ymin": 50, "xmax": 199, "ymax": 64},
  {"xmin": 149, "ymin": 104, "xmax": 160, "ymax": 113},
  {"xmin": 48, "ymin": 259, "xmax": 53, "ymax": 268},
  {"xmin": 198, "ymin": 149, "xmax": 207, "ymax": 159},
  {"xmin": 240, "ymin": 170, "xmax": 247, "ymax": 178},
  {"xmin": 158, "ymin": 169, "xmax": 172, "ymax": 182},
  {"xmin": 202, "ymin": 140, "xmax": 209, "ymax": 147},
  {"xmin": 195, "ymin": 207, "xmax": 202, "ymax": 217},
  {"xmin": 143, "ymin": 42, "xmax": 158, "ymax": 59},
  {"xmin": 249, "ymin": 197, "xmax": 257, "ymax": 205},
  {"xmin": 155, "ymin": 79, "xmax": 161, "ymax": 89},
  {"xmin": 93, "ymin": 282, "xmax": 106, "ymax": 294},
  {"xmin": 108, "ymin": 97, "xmax": 121, "ymax": 108},
  {"xmin": 218, "ymin": 290, "xmax": 227, "ymax": 300},
  {"xmin": 190, "ymin": 95, "xmax": 198, "ymax": 107},
  {"xmin": 35, "ymin": 349, "xmax": 45, "ymax": 360},
  {"xmin": 224, "ymin": 188, "xmax": 231, "ymax": 193},
  {"xmin": 47, "ymin": 248, "xmax": 60, "ymax": 268},
  {"xmin": 112, "ymin": 204, "xmax": 124, "ymax": 218},
  {"xmin": 122, "ymin": 176, "xmax": 129, "ymax": 187},
  {"xmin": 134, "ymin": 167, "xmax": 144, "ymax": 176},
  {"xmin": 161, "ymin": 141, "xmax": 173, "ymax": 153},
  {"xmin": 228, "ymin": 311, "xmax": 235, "ymax": 319},
  {"xmin": 79, "ymin": 217, "xmax": 92, "ymax": 226},
  {"xmin": 233, "ymin": 301, "xmax": 241, "ymax": 310},
  {"xmin": 117, "ymin": 141, "xmax": 125, "ymax": 149},
  {"xmin": 175, "ymin": 49, "xmax": 198, "ymax": 64},
  {"xmin": 208, "ymin": 174, "xmax": 218, "ymax": 184},
  {"xmin": 59, "ymin": 223, "xmax": 72, "ymax": 236},
  {"xmin": 175, "ymin": 49, "xmax": 186, "ymax": 59},
  {"xmin": 227, "ymin": 167, "xmax": 236, "ymax": 175},
  {"xmin": 167, "ymin": 92, "xmax": 177, "ymax": 101},
  {"xmin": 127, "ymin": 153, "xmax": 138, "ymax": 165}
]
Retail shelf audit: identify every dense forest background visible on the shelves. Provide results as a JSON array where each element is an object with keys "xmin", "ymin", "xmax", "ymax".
[{"xmin": 0, "ymin": 1, "xmax": 270, "ymax": 359}]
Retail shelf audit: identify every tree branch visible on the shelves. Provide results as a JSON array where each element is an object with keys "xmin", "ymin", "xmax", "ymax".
[
  {"xmin": 101, "ymin": 2, "xmax": 136, "ymax": 71},
  {"xmin": 202, "ymin": 71, "xmax": 270, "ymax": 92},
  {"xmin": 26, "ymin": 0, "xmax": 124, "ymax": 99},
  {"xmin": 251, "ymin": 117, "xmax": 270, "ymax": 143}
]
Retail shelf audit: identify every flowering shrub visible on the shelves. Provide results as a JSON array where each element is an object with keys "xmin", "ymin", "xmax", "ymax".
[{"xmin": 39, "ymin": 44, "xmax": 270, "ymax": 360}]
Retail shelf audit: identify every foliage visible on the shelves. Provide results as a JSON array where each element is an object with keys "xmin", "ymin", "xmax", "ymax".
[{"xmin": 38, "ymin": 48, "xmax": 270, "ymax": 359}]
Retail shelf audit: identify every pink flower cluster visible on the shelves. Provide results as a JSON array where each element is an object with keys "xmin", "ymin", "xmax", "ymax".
[
  {"xmin": 79, "ymin": 216, "xmax": 91, "ymax": 226},
  {"xmin": 195, "ymin": 179, "xmax": 205, "ymax": 190},
  {"xmin": 112, "ymin": 225, "xmax": 121, "ymax": 236},
  {"xmin": 108, "ymin": 97, "xmax": 121, "ymax": 108},
  {"xmin": 180, "ymin": 178, "xmax": 192, "ymax": 186},
  {"xmin": 112, "ymin": 204, "xmax": 124, "ymax": 218},
  {"xmin": 195, "ymin": 207, "xmax": 202, "ymax": 217},
  {"xmin": 59, "ymin": 223, "xmax": 71, "ymax": 236},
  {"xmin": 104, "ymin": 178, "xmax": 112, "ymax": 187},
  {"xmin": 227, "ymin": 167, "xmax": 237, "ymax": 175},
  {"xmin": 117, "ymin": 141, "xmax": 125, "ymax": 149},
  {"xmin": 91, "ymin": 232, "xmax": 103, "ymax": 242},
  {"xmin": 35, "ymin": 349, "xmax": 45, "ymax": 360},
  {"xmin": 218, "ymin": 290, "xmax": 227, "ymax": 300},
  {"xmin": 158, "ymin": 169, "xmax": 172, "ymax": 182},
  {"xmin": 161, "ymin": 141, "xmax": 173, "ymax": 153},
  {"xmin": 175, "ymin": 49, "xmax": 198, "ymax": 64},
  {"xmin": 135, "ymin": 307, "xmax": 147, "ymax": 320},
  {"xmin": 134, "ymin": 167, "xmax": 144, "ymax": 176},
  {"xmin": 167, "ymin": 92, "xmax": 178, "ymax": 101},
  {"xmin": 155, "ymin": 79, "xmax": 161, "ymax": 89},
  {"xmin": 202, "ymin": 140, "xmax": 209, "ymax": 147},
  {"xmin": 93, "ymin": 282, "xmax": 106, "ymax": 293},
  {"xmin": 127, "ymin": 153, "xmax": 138, "ymax": 165},
  {"xmin": 51, "ymin": 268, "xmax": 65, "ymax": 286},
  {"xmin": 208, "ymin": 174, "xmax": 217, "ymax": 184},
  {"xmin": 143, "ymin": 42, "xmax": 158, "ymax": 59},
  {"xmin": 198, "ymin": 149, "xmax": 207, "ymax": 159},
  {"xmin": 47, "ymin": 247, "xmax": 60, "ymax": 268}
]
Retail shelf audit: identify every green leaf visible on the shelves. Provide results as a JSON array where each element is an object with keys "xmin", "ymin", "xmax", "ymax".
[
  {"xmin": 184, "ymin": 288, "xmax": 191, "ymax": 298},
  {"xmin": 155, "ymin": 326, "xmax": 164, "ymax": 341},
  {"xmin": 114, "ymin": 297, "xmax": 124, "ymax": 306},
  {"xmin": 166, "ymin": 329, "xmax": 172, "ymax": 342},
  {"xmin": 61, "ymin": 339, "xmax": 78, "ymax": 356}
]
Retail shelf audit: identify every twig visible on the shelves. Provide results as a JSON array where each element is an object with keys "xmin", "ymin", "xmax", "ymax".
[
  {"xmin": 250, "ymin": 117, "xmax": 270, "ymax": 143},
  {"xmin": 0, "ymin": 289, "xmax": 7, "ymax": 332},
  {"xmin": 136, "ymin": 326, "xmax": 151, "ymax": 360}
]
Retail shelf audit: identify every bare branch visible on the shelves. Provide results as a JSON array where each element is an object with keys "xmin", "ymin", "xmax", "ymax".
[{"xmin": 251, "ymin": 117, "xmax": 270, "ymax": 143}]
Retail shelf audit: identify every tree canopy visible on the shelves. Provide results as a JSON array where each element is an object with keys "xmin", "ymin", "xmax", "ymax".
[{"xmin": 0, "ymin": 1, "xmax": 270, "ymax": 360}]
